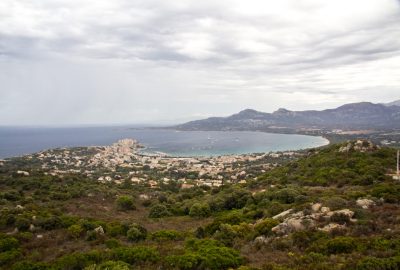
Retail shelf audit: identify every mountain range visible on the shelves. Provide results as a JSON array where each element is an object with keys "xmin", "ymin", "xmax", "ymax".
[{"xmin": 175, "ymin": 100, "xmax": 400, "ymax": 131}]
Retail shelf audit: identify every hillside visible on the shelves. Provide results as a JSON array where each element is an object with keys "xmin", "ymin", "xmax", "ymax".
[
  {"xmin": 175, "ymin": 101, "xmax": 400, "ymax": 131},
  {"xmin": 0, "ymin": 140, "xmax": 400, "ymax": 269},
  {"xmin": 385, "ymin": 100, "xmax": 400, "ymax": 107}
]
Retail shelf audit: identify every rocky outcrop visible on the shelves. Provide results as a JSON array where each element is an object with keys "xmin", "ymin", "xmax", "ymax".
[
  {"xmin": 272, "ymin": 209, "xmax": 293, "ymax": 220},
  {"xmin": 271, "ymin": 203, "xmax": 356, "ymax": 235},
  {"xmin": 338, "ymin": 140, "xmax": 378, "ymax": 153},
  {"xmin": 356, "ymin": 198, "xmax": 375, "ymax": 209}
]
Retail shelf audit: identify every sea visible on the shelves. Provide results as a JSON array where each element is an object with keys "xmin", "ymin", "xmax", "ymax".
[{"xmin": 0, "ymin": 126, "xmax": 329, "ymax": 159}]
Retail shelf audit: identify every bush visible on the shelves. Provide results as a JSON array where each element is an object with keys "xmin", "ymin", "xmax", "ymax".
[
  {"xmin": 213, "ymin": 224, "xmax": 237, "ymax": 246},
  {"xmin": 330, "ymin": 213, "xmax": 351, "ymax": 225},
  {"xmin": 149, "ymin": 204, "xmax": 171, "ymax": 218},
  {"xmin": 324, "ymin": 197, "xmax": 348, "ymax": 210},
  {"xmin": 112, "ymin": 246, "xmax": 160, "ymax": 264},
  {"xmin": 326, "ymin": 237, "xmax": 357, "ymax": 254},
  {"xmin": 189, "ymin": 203, "xmax": 211, "ymax": 218},
  {"xmin": 126, "ymin": 224, "xmax": 147, "ymax": 242},
  {"xmin": 0, "ymin": 249, "xmax": 21, "ymax": 266},
  {"xmin": 84, "ymin": 260, "xmax": 130, "ymax": 270},
  {"xmin": 0, "ymin": 236, "xmax": 19, "ymax": 252},
  {"xmin": 116, "ymin": 196, "xmax": 135, "ymax": 211},
  {"xmin": 254, "ymin": 218, "xmax": 279, "ymax": 236},
  {"xmin": 272, "ymin": 188, "xmax": 300, "ymax": 204},
  {"xmin": 175, "ymin": 239, "xmax": 243, "ymax": 270},
  {"xmin": 105, "ymin": 239, "xmax": 121, "ymax": 249},
  {"xmin": 55, "ymin": 250, "xmax": 106, "ymax": 270},
  {"xmin": 291, "ymin": 231, "xmax": 328, "ymax": 250},
  {"xmin": 68, "ymin": 224, "xmax": 84, "ymax": 239},
  {"xmin": 106, "ymin": 222, "xmax": 126, "ymax": 237},
  {"xmin": 166, "ymin": 253, "xmax": 201, "ymax": 270},
  {"xmin": 11, "ymin": 261, "xmax": 49, "ymax": 270},
  {"xmin": 356, "ymin": 256, "xmax": 400, "ymax": 270},
  {"xmin": 15, "ymin": 217, "xmax": 30, "ymax": 231},
  {"xmin": 37, "ymin": 216, "xmax": 63, "ymax": 230},
  {"xmin": 151, "ymin": 230, "xmax": 183, "ymax": 241}
]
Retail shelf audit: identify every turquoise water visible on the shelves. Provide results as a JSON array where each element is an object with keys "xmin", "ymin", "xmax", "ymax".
[{"xmin": 0, "ymin": 127, "xmax": 329, "ymax": 158}]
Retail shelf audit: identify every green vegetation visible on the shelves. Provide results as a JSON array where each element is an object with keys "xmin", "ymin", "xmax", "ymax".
[{"xmin": 0, "ymin": 141, "xmax": 399, "ymax": 269}]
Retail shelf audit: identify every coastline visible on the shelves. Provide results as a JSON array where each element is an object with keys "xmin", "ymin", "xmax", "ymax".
[{"xmin": 1, "ymin": 127, "xmax": 330, "ymax": 160}]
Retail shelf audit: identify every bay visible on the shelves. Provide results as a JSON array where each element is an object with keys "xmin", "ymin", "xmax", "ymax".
[{"xmin": 0, "ymin": 126, "xmax": 329, "ymax": 158}]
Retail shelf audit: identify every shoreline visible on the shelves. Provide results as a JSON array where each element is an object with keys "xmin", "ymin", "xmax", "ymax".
[{"xmin": 1, "ymin": 128, "xmax": 330, "ymax": 160}]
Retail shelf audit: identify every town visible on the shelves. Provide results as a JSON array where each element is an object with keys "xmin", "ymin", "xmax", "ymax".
[{"xmin": 7, "ymin": 139, "xmax": 304, "ymax": 189}]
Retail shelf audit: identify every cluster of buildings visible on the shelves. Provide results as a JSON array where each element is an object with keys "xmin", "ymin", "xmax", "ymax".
[{"xmin": 22, "ymin": 139, "xmax": 301, "ymax": 189}]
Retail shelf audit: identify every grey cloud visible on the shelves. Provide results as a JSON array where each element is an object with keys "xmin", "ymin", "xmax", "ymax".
[{"xmin": 0, "ymin": 0, "xmax": 399, "ymax": 125}]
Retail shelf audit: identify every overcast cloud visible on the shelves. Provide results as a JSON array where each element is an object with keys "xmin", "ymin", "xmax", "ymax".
[{"xmin": 1, "ymin": 0, "xmax": 400, "ymax": 125}]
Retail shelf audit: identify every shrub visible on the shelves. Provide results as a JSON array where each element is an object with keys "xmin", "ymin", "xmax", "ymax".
[
  {"xmin": 55, "ymin": 253, "xmax": 91, "ymax": 270},
  {"xmin": 326, "ymin": 237, "xmax": 357, "ymax": 254},
  {"xmin": 112, "ymin": 246, "xmax": 160, "ymax": 264},
  {"xmin": 356, "ymin": 256, "xmax": 400, "ymax": 270},
  {"xmin": 84, "ymin": 260, "xmax": 130, "ymax": 270},
  {"xmin": 324, "ymin": 197, "xmax": 348, "ymax": 210},
  {"xmin": 15, "ymin": 217, "xmax": 30, "ymax": 231},
  {"xmin": 166, "ymin": 253, "xmax": 201, "ymax": 270},
  {"xmin": 0, "ymin": 236, "xmax": 19, "ymax": 252},
  {"xmin": 0, "ymin": 249, "xmax": 21, "ymax": 266},
  {"xmin": 11, "ymin": 261, "xmax": 49, "ymax": 270},
  {"xmin": 105, "ymin": 239, "xmax": 121, "ymax": 249},
  {"xmin": 116, "ymin": 196, "xmax": 135, "ymax": 211},
  {"xmin": 292, "ymin": 231, "xmax": 328, "ymax": 250},
  {"xmin": 213, "ymin": 224, "xmax": 237, "ymax": 246},
  {"xmin": 266, "ymin": 201, "xmax": 285, "ymax": 217},
  {"xmin": 126, "ymin": 224, "xmax": 147, "ymax": 242},
  {"xmin": 86, "ymin": 231, "xmax": 100, "ymax": 241},
  {"xmin": 55, "ymin": 250, "xmax": 106, "ymax": 270},
  {"xmin": 254, "ymin": 218, "xmax": 279, "ymax": 236},
  {"xmin": 16, "ymin": 232, "xmax": 33, "ymax": 242},
  {"xmin": 68, "ymin": 224, "xmax": 84, "ymax": 239},
  {"xmin": 151, "ymin": 230, "xmax": 183, "ymax": 241},
  {"xmin": 37, "ymin": 216, "xmax": 63, "ymax": 230},
  {"xmin": 149, "ymin": 204, "xmax": 171, "ymax": 218},
  {"xmin": 272, "ymin": 188, "xmax": 300, "ymax": 204},
  {"xmin": 189, "ymin": 203, "xmax": 211, "ymax": 218},
  {"xmin": 330, "ymin": 213, "xmax": 351, "ymax": 225},
  {"xmin": 106, "ymin": 222, "xmax": 126, "ymax": 237},
  {"xmin": 180, "ymin": 239, "xmax": 243, "ymax": 270}
]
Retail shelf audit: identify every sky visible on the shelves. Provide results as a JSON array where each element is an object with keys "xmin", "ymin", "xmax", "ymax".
[{"xmin": 1, "ymin": 0, "xmax": 400, "ymax": 126}]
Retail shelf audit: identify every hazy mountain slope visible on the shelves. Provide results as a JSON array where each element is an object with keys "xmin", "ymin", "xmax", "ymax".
[
  {"xmin": 385, "ymin": 100, "xmax": 400, "ymax": 107},
  {"xmin": 175, "ymin": 102, "xmax": 400, "ymax": 130}
]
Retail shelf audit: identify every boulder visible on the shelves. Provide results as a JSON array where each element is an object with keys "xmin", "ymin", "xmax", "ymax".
[
  {"xmin": 94, "ymin": 226, "xmax": 105, "ymax": 235},
  {"xmin": 272, "ymin": 223, "xmax": 290, "ymax": 235},
  {"xmin": 356, "ymin": 198, "xmax": 375, "ymax": 209},
  {"xmin": 17, "ymin": 170, "xmax": 30, "ymax": 176},
  {"xmin": 286, "ymin": 218, "xmax": 305, "ymax": 231},
  {"xmin": 254, "ymin": 236, "xmax": 270, "ymax": 245},
  {"xmin": 320, "ymin": 207, "xmax": 330, "ymax": 214},
  {"xmin": 286, "ymin": 218, "xmax": 315, "ymax": 231},
  {"xmin": 333, "ymin": 209, "xmax": 354, "ymax": 218},
  {"xmin": 15, "ymin": 205, "xmax": 24, "ymax": 210},
  {"xmin": 319, "ymin": 223, "xmax": 346, "ymax": 233},
  {"xmin": 311, "ymin": 203, "xmax": 322, "ymax": 212},
  {"xmin": 273, "ymin": 209, "xmax": 293, "ymax": 220}
]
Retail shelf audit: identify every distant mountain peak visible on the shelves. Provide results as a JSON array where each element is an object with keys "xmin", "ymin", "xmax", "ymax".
[
  {"xmin": 175, "ymin": 101, "xmax": 400, "ymax": 131},
  {"xmin": 273, "ymin": 108, "xmax": 291, "ymax": 114},
  {"xmin": 238, "ymin": 109, "xmax": 259, "ymax": 114}
]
